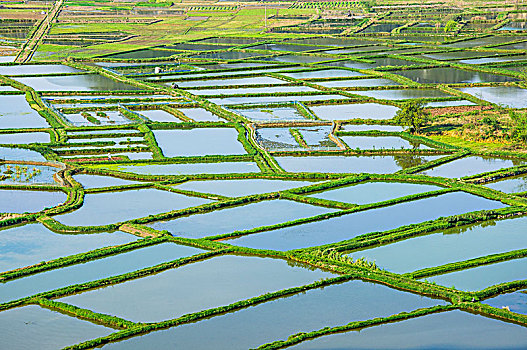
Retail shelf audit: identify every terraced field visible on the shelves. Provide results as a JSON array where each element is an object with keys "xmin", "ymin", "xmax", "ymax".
[{"xmin": 1, "ymin": 0, "xmax": 527, "ymax": 349}]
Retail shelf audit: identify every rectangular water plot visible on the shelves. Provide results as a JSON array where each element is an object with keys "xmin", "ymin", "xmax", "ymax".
[
  {"xmin": 14, "ymin": 74, "xmax": 142, "ymax": 91},
  {"xmin": 102, "ymin": 279, "xmax": 444, "ymax": 350},
  {"xmin": 0, "ymin": 147, "xmax": 46, "ymax": 162},
  {"xmin": 325, "ymin": 57, "xmax": 419, "ymax": 69},
  {"xmin": 0, "ymin": 189, "xmax": 66, "ymax": 213},
  {"xmin": 175, "ymin": 76, "xmax": 286, "ymax": 88},
  {"xmin": 458, "ymin": 55, "xmax": 527, "ymax": 64},
  {"xmin": 485, "ymin": 175, "xmax": 527, "ymax": 193},
  {"xmin": 0, "ymin": 95, "xmax": 49, "ymax": 129},
  {"xmin": 0, "ymin": 164, "xmax": 57, "ymax": 184},
  {"xmin": 340, "ymin": 124, "xmax": 404, "ymax": 132},
  {"xmin": 0, "ymin": 243, "xmax": 203, "ymax": 304},
  {"xmin": 177, "ymin": 108, "xmax": 223, "ymax": 122},
  {"xmin": 323, "ymin": 45, "xmax": 384, "ymax": 54},
  {"xmin": 234, "ymin": 106, "xmax": 308, "ymax": 122},
  {"xmin": 72, "ymin": 174, "xmax": 139, "ymax": 189},
  {"xmin": 248, "ymin": 43, "xmax": 323, "ymax": 52},
  {"xmin": 139, "ymin": 109, "xmax": 181, "ymax": 122},
  {"xmin": 229, "ymin": 191, "xmax": 506, "ymax": 251},
  {"xmin": 311, "ymin": 103, "xmax": 399, "ymax": 121},
  {"xmin": 189, "ymin": 85, "xmax": 316, "ymax": 96},
  {"xmin": 393, "ymin": 67, "xmax": 518, "ymax": 84},
  {"xmin": 55, "ymin": 188, "xmax": 211, "ymax": 227},
  {"xmin": 151, "ymin": 68, "xmax": 285, "ymax": 81},
  {"xmin": 61, "ymin": 110, "xmax": 133, "ymax": 126},
  {"xmin": 484, "ymin": 289, "xmax": 527, "ymax": 315},
  {"xmin": 0, "ymin": 223, "xmax": 135, "ymax": 274},
  {"xmin": 256, "ymin": 128, "xmax": 306, "ymax": 151},
  {"xmin": 0, "ymin": 305, "xmax": 113, "ymax": 350},
  {"xmin": 58, "ymin": 255, "xmax": 336, "ymax": 323},
  {"xmin": 0, "ymin": 64, "xmax": 83, "ymax": 76},
  {"xmin": 153, "ymin": 128, "xmax": 246, "ymax": 157},
  {"xmin": 419, "ymin": 156, "xmax": 526, "ymax": 178},
  {"xmin": 265, "ymin": 55, "xmax": 331, "ymax": 64},
  {"xmin": 351, "ymin": 89, "xmax": 452, "ymax": 100},
  {"xmin": 174, "ymin": 179, "xmax": 317, "ymax": 197},
  {"xmin": 423, "ymin": 51, "xmax": 503, "ymax": 60},
  {"xmin": 427, "ymin": 256, "xmax": 527, "ymax": 291},
  {"xmin": 209, "ymin": 94, "xmax": 348, "ymax": 105},
  {"xmin": 108, "ymin": 49, "xmax": 180, "ymax": 59},
  {"xmin": 291, "ymin": 311, "xmax": 527, "ymax": 350},
  {"xmin": 283, "ymin": 69, "xmax": 365, "ymax": 79},
  {"xmin": 356, "ymin": 217, "xmax": 527, "ymax": 274},
  {"xmin": 297, "ymin": 125, "xmax": 340, "ymax": 149},
  {"xmin": 309, "ymin": 181, "xmax": 441, "ymax": 205},
  {"xmin": 0, "ymin": 132, "xmax": 50, "ymax": 144},
  {"xmin": 317, "ymin": 78, "xmax": 400, "ymax": 88},
  {"xmin": 276, "ymin": 154, "xmax": 444, "ymax": 173},
  {"xmin": 149, "ymin": 199, "xmax": 336, "ymax": 238},
  {"xmin": 458, "ymin": 86, "xmax": 527, "ymax": 108},
  {"xmin": 190, "ymin": 51, "xmax": 264, "ymax": 60},
  {"xmin": 110, "ymin": 162, "xmax": 260, "ymax": 175},
  {"xmin": 444, "ymin": 36, "xmax": 527, "ymax": 48},
  {"xmin": 361, "ymin": 23, "xmax": 402, "ymax": 33}
]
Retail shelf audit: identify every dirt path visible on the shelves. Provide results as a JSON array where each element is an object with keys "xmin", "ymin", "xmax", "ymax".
[{"xmin": 15, "ymin": 0, "xmax": 64, "ymax": 63}]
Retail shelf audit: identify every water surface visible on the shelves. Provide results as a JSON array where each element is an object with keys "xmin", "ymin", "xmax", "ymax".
[
  {"xmin": 0, "ymin": 224, "xmax": 135, "ymax": 273},
  {"xmin": 458, "ymin": 86, "xmax": 527, "ymax": 108},
  {"xmin": 177, "ymin": 108, "xmax": 223, "ymax": 122},
  {"xmin": 149, "ymin": 199, "xmax": 336, "ymax": 238},
  {"xmin": 153, "ymin": 129, "xmax": 246, "ymax": 157},
  {"xmin": 292, "ymin": 311, "xmax": 527, "ymax": 350},
  {"xmin": 56, "ymin": 188, "xmax": 211, "ymax": 226},
  {"xmin": 112, "ymin": 162, "xmax": 260, "ymax": 175},
  {"xmin": 484, "ymin": 290, "xmax": 527, "ymax": 315},
  {"xmin": 309, "ymin": 181, "xmax": 440, "ymax": 205},
  {"xmin": 0, "ymin": 132, "xmax": 50, "ymax": 144},
  {"xmin": 357, "ymin": 217, "xmax": 527, "ymax": 273},
  {"xmin": 311, "ymin": 103, "xmax": 399, "ymax": 120},
  {"xmin": 0, "ymin": 243, "xmax": 202, "ymax": 303},
  {"xmin": 103, "ymin": 280, "xmax": 443, "ymax": 350},
  {"xmin": 72, "ymin": 174, "xmax": 139, "ymax": 189},
  {"xmin": 485, "ymin": 175, "xmax": 527, "ymax": 193},
  {"xmin": 277, "ymin": 155, "xmax": 443, "ymax": 173},
  {"xmin": 0, "ymin": 95, "xmax": 49, "ymax": 129},
  {"xmin": 283, "ymin": 69, "xmax": 365, "ymax": 79},
  {"xmin": 393, "ymin": 67, "xmax": 517, "ymax": 84},
  {"xmin": 59, "ymin": 255, "xmax": 335, "ymax": 323},
  {"xmin": 419, "ymin": 156, "xmax": 525, "ymax": 178},
  {"xmin": 229, "ymin": 192, "xmax": 506, "ymax": 250},
  {"xmin": 351, "ymin": 89, "xmax": 452, "ymax": 100},
  {"xmin": 14, "ymin": 74, "xmax": 141, "ymax": 91},
  {"xmin": 0, "ymin": 189, "xmax": 66, "ymax": 213},
  {"xmin": 140, "ymin": 110, "xmax": 181, "ymax": 122},
  {"xmin": 427, "ymin": 257, "xmax": 527, "ymax": 291},
  {"xmin": 174, "ymin": 179, "xmax": 317, "ymax": 197},
  {"xmin": 0, "ymin": 305, "xmax": 113, "ymax": 350}
]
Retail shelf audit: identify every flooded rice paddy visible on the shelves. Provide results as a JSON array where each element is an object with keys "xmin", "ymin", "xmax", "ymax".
[{"xmin": 1, "ymin": 20, "xmax": 527, "ymax": 349}]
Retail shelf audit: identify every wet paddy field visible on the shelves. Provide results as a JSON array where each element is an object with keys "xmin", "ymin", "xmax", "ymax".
[{"xmin": 1, "ymin": 3, "xmax": 527, "ymax": 348}]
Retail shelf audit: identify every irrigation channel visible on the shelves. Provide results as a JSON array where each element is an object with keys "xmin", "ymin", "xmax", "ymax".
[{"xmin": 2, "ymin": 1, "xmax": 527, "ymax": 349}]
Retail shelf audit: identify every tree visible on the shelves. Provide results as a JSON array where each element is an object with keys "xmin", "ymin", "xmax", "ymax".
[
  {"xmin": 509, "ymin": 110, "xmax": 527, "ymax": 143},
  {"xmin": 393, "ymin": 100, "xmax": 431, "ymax": 134}
]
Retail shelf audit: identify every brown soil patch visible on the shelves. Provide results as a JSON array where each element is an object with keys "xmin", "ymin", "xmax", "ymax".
[
  {"xmin": 120, "ymin": 224, "xmax": 158, "ymax": 238},
  {"xmin": 428, "ymin": 105, "xmax": 493, "ymax": 117}
]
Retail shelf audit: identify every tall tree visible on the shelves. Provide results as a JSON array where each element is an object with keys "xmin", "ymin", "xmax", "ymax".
[{"xmin": 393, "ymin": 100, "xmax": 431, "ymax": 134}]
